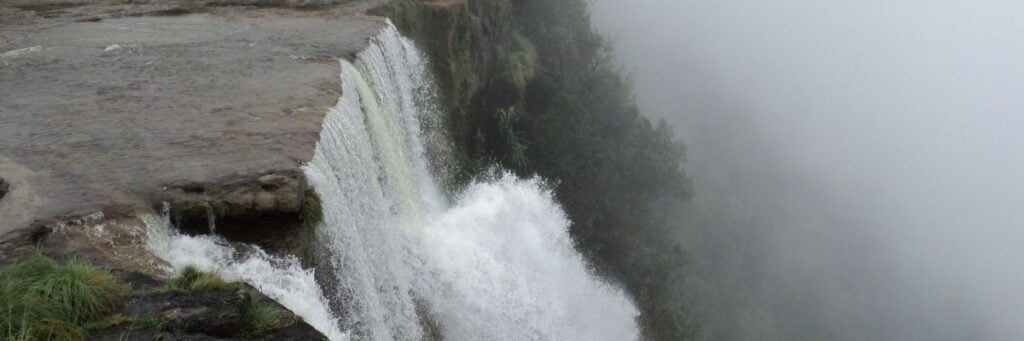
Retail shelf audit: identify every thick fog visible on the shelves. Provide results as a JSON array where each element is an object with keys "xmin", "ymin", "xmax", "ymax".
[{"xmin": 591, "ymin": 1, "xmax": 1024, "ymax": 339}]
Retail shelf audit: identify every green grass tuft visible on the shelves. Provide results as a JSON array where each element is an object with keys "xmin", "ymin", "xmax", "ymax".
[
  {"xmin": 164, "ymin": 265, "xmax": 237, "ymax": 291},
  {"xmin": 0, "ymin": 254, "xmax": 130, "ymax": 340},
  {"xmin": 166, "ymin": 266, "xmax": 294, "ymax": 336},
  {"xmin": 239, "ymin": 297, "xmax": 295, "ymax": 337}
]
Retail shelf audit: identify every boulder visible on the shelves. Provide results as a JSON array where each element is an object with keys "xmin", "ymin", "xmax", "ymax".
[{"xmin": 120, "ymin": 288, "xmax": 246, "ymax": 337}]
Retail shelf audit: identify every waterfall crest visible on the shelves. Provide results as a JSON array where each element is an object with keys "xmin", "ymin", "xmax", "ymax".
[
  {"xmin": 304, "ymin": 21, "xmax": 640, "ymax": 340},
  {"xmin": 148, "ymin": 21, "xmax": 638, "ymax": 341}
]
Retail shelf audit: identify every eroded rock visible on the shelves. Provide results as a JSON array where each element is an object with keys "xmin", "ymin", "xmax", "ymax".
[
  {"xmin": 37, "ymin": 210, "xmax": 168, "ymax": 276},
  {"xmin": 155, "ymin": 170, "xmax": 313, "ymax": 262},
  {"xmin": 159, "ymin": 291, "xmax": 245, "ymax": 336},
  {"xmin": 159, "ymin": 170, "xmax": 307, "ymax": 229}
]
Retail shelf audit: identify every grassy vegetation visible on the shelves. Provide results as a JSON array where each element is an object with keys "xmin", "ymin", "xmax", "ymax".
[
  {"xmin": 164, "ymin": 265, "xmax": 237, "ymax": 291},
  {"xmin": 239, "ymin": 297, "xmax": 295, "ymax": 337},
  {"xmin": 165, "ymin": 264, "xmax": 294, "ymax": 336},
  {"xmin": 0, "ymin": 254, "xmax": 130, "ymax": 340},
  {"xmin": 0, "ymin": 255, "xmax": 298, "ymax": 339}
]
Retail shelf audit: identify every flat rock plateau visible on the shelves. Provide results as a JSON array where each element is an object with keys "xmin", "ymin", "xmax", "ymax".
[{"xmin": 0, "ymin": 0, "xmax": 389, "ymax": 245}]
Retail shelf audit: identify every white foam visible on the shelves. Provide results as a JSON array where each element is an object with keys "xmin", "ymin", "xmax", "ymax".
[
  {"xmin": 144, "ymin": 213, "xmax": 348, "ymax": 341},
  {"xmin": 0, "ymin": 45, "xmax": 41, "ymax": 59},
  {"xmin": 303, "ymin": 21, "xmax": 640, "ymax": 340}
]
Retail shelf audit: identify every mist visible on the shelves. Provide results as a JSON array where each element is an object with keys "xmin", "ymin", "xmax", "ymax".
[{"xmin": 590, "ymin": 1, "xmax": 1024, "ymax": 339}]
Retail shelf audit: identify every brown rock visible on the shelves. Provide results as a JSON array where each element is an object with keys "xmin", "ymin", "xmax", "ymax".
[{"xmin": 253, "ymin": 191, "xmax": 277, "ymax": 212}]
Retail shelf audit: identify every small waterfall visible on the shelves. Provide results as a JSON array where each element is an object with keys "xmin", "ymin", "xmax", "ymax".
[
  {"xmin": 303, "ymin": 21, "xmax": 640, "ymax": 340},
  {"xmin": 144, "ymin": 210, "xmax": 347, "ymax": 341}
]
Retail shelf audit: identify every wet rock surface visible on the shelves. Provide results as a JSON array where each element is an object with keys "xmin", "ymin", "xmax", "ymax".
[
  {"xmin": 36, "ymin": 212, "xmax": 168, "ymax": 273},
  {"xmin": 160, "ymin": 170, "xmax": 306, "ymax": 229},
  {"xmin": 0, "ymin": 0, "xmax": 387, "ymax": 236},
  {"xmin": 134, "ymin": 290, "xmax": 245, "ymax": 336},
  {"xmin": 157, "ymin": 169, "xmax": 314, "ymax": 261},
  {"xmin": 93, "ymin": 272, "xmax": 327, "ymax": 340}
]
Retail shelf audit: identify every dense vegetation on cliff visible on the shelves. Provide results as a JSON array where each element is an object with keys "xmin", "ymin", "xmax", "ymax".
[{"xmin": 378, "ymin": 0, "xmax": 700, "ymax": 339}]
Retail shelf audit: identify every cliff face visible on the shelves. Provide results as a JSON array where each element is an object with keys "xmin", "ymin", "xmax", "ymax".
[{"xmin": 373, "ymin": 0, "xmax": 536, "ymax": 180}]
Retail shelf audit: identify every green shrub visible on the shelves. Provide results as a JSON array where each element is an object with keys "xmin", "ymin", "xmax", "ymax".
[
  {"xmin": 0, "ymin": 254, "xmax": 130, "ymax": 340},
  {"xmin": 164, "ymin": 265, "xmax": 236, "ymax": 291}
]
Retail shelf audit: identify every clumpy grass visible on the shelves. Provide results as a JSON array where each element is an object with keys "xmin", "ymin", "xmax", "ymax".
[
  {"xmin": 164, "ymin": 265, "xmax": 237, "ymax": 291},
  {"xmin": 167, "ymin": 265, "xmax": 294, "ymax": 336},
  {"xmin": 239, "ymin": 297, "xmax": 295, "ymax": 337},
  {"xmin": 0, "ymin": 254, "xmax": 130, "ymax": 340},
  {"xmin": 301, "ymin": 190, "xmax": 324, "ymax": 228}
]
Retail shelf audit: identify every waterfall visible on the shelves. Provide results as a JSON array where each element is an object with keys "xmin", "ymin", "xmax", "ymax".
[
  {"xmin": 147, "ymin": 21, "xmax": 638, "ymax": 341},
  {"xmin": 303, "ymin": 21, "xmax": 640, "ymax": 340},
  {"xmin": 144, "ymin": 209, "xmax": 348, "ymax": 341}
]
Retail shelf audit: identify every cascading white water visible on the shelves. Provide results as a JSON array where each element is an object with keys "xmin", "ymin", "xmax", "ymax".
[
  {"xmin": 143, "ymin": 21, "xmax": 637, "ymax": 341},
  {"xmin": 303, "ymin": 21, "xmax": 640, "ymax": 340},
  {"xmin": 144, "ymin": 211, "xmax": 348, "ymax": 341},
  {"xmin": 418, "ymin": 175, "xmax": 641, "ymax": 340}
]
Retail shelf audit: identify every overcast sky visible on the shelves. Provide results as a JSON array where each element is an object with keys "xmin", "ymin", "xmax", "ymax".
[{"xmin": 591, "ymin": 1, "xmax": 1024, "ymax": 339}]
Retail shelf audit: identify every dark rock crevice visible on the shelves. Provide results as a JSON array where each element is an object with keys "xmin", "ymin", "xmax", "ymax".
[
  {"xmin": 155, "ymin": 170, "xmax": 315, "ymax": 262},
  {"xmin": 158, "ymin": 170, "xmax": 307, "ymax": 229}
]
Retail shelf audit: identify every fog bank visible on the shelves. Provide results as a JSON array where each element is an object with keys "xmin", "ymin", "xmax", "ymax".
[{"xmin": 591, "ymin": 1, "xmax": 1024, "ymax": 339}]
